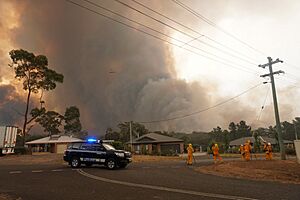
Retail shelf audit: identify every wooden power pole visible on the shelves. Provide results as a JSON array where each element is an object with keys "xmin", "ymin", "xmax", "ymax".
[{"xmin": 259, "ymin": 57, "xmax": 286, "ymax": 160}]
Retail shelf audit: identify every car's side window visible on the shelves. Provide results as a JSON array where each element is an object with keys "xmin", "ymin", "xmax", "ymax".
[
  {"xmin": 92, "ymin": 144, "xmax": 105, "ymax": 151},
  {"xmin": 72, "ymin": 143, "xmax": 82, "ymax": 149},
  {"xmin": 80, "ymin": 143, "xmax": 93, "ymax": 150}
]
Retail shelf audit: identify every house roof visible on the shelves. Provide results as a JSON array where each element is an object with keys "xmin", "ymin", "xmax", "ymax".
[
  {"xmin": 129, "ymin": 133, "xmax": 184, "ymax": 144},
  {"xmin": 26, "ymin": 135, "xmax": 83, "ymax": 144},
  {"xmin": 229, "ymin": 136, "xmax": 293, "ymax": 146}
]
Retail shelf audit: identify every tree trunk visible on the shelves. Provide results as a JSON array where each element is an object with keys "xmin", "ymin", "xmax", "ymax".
[{"xmin": 22, "ymin": 89, "xmax": 31, "ymax": 146}]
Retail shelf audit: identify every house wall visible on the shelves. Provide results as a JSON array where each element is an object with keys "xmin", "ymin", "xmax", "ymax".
[
  {"xmin": 29, "ymin": 143, "xmax": 70, "ymax": 154},
  {"xmin": 56, "ymin": 143, "xmax": 68, "ymax": 154},
  {"xmin": 133, "ymin": 142, "xmax": 184, "ymax": 155}
]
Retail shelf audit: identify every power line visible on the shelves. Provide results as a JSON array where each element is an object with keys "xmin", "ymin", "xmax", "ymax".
[
  {"xmin": 275, "ymin": 77, "xmax": 300, "ymax": 89},
  {"xmin": 138, "ymin": 83, "xmax": 263, "ymax": 124},
  {"xmin": 171, "ymin": 0, "xmax": 268, "ymax": 57},
  {"xmin": 285, "ymin": 62, "xmax": 300, "ymax": 71},
  {"xmin": 130, "ymin": 0, "xmax": 259, "ymax": 65},
  {"xmin": 67, "ymin": 0, "xmax": 260, "ymax": 75},
  {"xmin": 83, "ymin": 0, "xmax": 257, "ymax": 72},
  {"xmin": 113, "ymin": 0, "xmax": 258, "ymax": 66},
  {"xmin": 257, "ymin": 85, "xmax": 270, "ymax": 121}
]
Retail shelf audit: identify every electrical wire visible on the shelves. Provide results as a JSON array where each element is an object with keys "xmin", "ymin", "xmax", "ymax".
[
  {"xmin": 66, "ymin": 0, "xmax": 260, "ymax": 75},
  {"xmin": 138, "ymin": 83, "xmax": 263, "ymax": 124},
  {"xmin": 171, "ymin": 0, "xmax": 268, "ymax": 57},
  {"xmin": 130, "ymin": 0, "xmax": 259, "ymax": 65},
  {"xmin": 257, "ymin": 85, "xmax": 270, "ymax": 121},
  {"xmin": 285, "ymin": 62, "xmax": 300, "ymax": 72},
  {"xmin": 114, "ymin": 0, "xmax": 258, "ymax": 66},
  {"xmin": 83, "ymin": 0, "xmax": 257, "ymax": 72}
]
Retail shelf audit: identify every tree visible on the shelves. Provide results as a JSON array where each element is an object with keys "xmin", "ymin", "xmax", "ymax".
[
  {"xmin": 104, "ymin": 128, "xmax": 121, "ymax": 141},
  {"xmin": 281, "ymin": 121, "xmax": 295, "ymax": 140},
  {"xmin": 34, "ymin": 110, "xmax": 64, "ymax": 136},
  {"xmin": 228, "ymin": 122, "xmax": 237, "ymax": 140},
  {"xmin": 117, "ymin": 121, "xmax": 149, "ymax": 143},
  {"xmin": 64, "ymin": 106, "xmax": 82, "ymax": 134},
  {"xmin": 104, "ymin": 122, "xmax": 150, "ymax": 144},
  {"xmin": 9, "ymin": 49, "xmax": 63, "ymax": 145},
  {"xmin": 236, "ymin": 120, "xmax": 251, "ymax": 138}
]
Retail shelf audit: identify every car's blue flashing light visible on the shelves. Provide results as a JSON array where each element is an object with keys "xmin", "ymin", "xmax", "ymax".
[{"xmin": 87, "ymin": 138, "xmax": 97, "ymax": 143}]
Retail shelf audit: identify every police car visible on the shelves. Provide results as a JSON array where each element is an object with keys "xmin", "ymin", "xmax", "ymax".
[{"xmin": 63, "ymin": 139, "xmax": 132, "ymax": 169}]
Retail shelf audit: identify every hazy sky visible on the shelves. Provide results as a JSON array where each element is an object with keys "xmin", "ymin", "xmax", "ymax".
[{"xmin": 0, "ymin": 0, "xmax": 299, "ymax": 135}]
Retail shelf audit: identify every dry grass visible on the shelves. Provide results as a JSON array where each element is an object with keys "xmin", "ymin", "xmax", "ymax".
[
  {"xmin": 0, "ymin": 153, "xmax": 182, "ymax": 165},
  {"xmin": 132, "ymin": 155, "xmax": 182, "ymax": 162},
  {"xmin": 0, "ymin": 194, "xmax": 21, "ymax": 200},
  {"xmin": 0, "ymin": 153, "xmax": 65, "ymax": 166},
  {"xmin": 196, "ymin": 159, "xmax": 300, "ymax": 185}
]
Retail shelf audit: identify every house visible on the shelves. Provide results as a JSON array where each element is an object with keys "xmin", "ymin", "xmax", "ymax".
[
  {"xmin": 128, "ymin": 133, "xmax": 184, "ymax": 155},
  {"xmin": 229, "ymin": 136, "xmax": 294, "ymax": 149},
  {"xmin": 26, "ymin": 135, "xmax": 83, "ymax": 154}
]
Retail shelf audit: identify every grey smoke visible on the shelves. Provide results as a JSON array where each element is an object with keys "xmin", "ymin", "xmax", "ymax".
[
  {"xmin": 1, "ymin": 0, "xmax": 298, "ymax": 135},
  {"xmin": 0, "ymin": 84, "xmax": 26, "ymax": 126}
]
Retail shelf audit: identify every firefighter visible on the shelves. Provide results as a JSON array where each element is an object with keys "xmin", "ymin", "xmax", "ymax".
[
  {"xmin": 186, "ymin": 143, "xmax": 194, "ymax": 165},
  {"xmin": 212, "ymin": 143, "xmax": 222, "ymax": 163},
  {"xmin": 239, "ymin": 144, "xmax": 245, "ymax": 160},
  {"xmin": 244, "ymin": 140, "xmax": 252, "ymax": 161},
  {"xmin": 265, "ymin": 143, "xmax": 273, "ymax": 160}
]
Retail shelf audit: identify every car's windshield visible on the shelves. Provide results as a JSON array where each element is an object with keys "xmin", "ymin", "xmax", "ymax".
[{"xmin": 102, "ymin": 143, "xmax": 116, "ymax": 150}]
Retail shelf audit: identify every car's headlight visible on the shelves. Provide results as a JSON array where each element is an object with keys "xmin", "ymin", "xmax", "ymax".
[{"xmin": 115, "ymin": 152, "xmax": 124, "ymax": 157}]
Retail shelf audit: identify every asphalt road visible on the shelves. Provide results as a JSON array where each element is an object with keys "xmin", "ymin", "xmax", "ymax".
[{"xmin": 0, "ymin": 159, "xmax": 299, "ymax": 200}]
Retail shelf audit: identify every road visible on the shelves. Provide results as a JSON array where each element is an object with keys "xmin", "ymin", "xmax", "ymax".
[{"xmin": 0, "ymin": 159, "xmax": 299, "ymax": 200}]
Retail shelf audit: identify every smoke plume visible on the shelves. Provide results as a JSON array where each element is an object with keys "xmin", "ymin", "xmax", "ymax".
[{"xmin": 0, "ymin": 0, "xmax": 298, "ymax": 135}]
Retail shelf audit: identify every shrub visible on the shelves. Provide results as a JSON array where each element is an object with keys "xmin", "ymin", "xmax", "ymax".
[
  {"xmin": 285, "ymin": 147, "xmax": 296, "ymax": 155},
  {"xmin": 14, "ymin": 146, "xmax": 31, "ymax": 155}
]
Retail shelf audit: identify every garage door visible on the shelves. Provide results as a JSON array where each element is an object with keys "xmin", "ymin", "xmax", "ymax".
[
  {"xmin": 160, "ymin": 144, "xmax": 180, "ymax": 155},
  {"xmin": 56, "ymin": 144, "xmax": 67, "ymax": 154}
]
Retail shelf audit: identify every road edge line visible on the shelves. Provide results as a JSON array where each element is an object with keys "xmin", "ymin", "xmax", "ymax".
[{"xmin": 77, "ymin": 169, "xmax": 258, "ymax": 200}]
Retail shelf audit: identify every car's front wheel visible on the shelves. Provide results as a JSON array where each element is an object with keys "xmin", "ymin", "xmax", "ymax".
[
  {"xmin": 106, "ymin": 158, "xmax": 116, "ymax": 170},
  {"xmin": 70, "ymin": 157, "xmax": 81, "ymax": 168}
]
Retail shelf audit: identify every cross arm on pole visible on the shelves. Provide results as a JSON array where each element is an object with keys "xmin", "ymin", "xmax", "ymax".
[
  {"xmin": 260, "ymin": 70, "xmax": 285, "ymax": 78},
  {"xmin": 258, "ymin": 57, "xmax": 283, "ymax": 68}
]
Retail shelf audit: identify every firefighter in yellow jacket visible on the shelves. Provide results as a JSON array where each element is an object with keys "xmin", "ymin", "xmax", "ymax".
[
  {"xmin": 239, "ymin": 144, "xmax": 245, "ymax": 160},
  {"xmin": 244, "ymin": 140, "xmax": 252, "ymax": 161},
  {"xmin": 264, "ymin": 142, "xmax": 273, "ymax": 160},
  {"xmin": 186, "ymin": 143, "xmax": 194, "ymax": 165},
  {"xmin": 212, "ymin": 143, "xmax": 222, "ymax": 163}
]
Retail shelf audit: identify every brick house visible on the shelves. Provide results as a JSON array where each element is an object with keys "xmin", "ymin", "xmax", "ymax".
[
  {"xmin": 26, "ymin": 135, "xmax": 83, "ymax": 154},
  {"xmin": 128, "ymin": 133, "xmax": 184, "ymax": 155}
]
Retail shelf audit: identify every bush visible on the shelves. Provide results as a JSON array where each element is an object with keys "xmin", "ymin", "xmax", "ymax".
[
  {"xmin": 111, "ymin": 141, "xmax": 123, "ymax": 150},
  {"xmin": 285, "ymin": 147, "xmax": 296, "ymax": 155},
  {"xmin": 14, "ymin": 146, "xmax": 31, "ymax": 155}
]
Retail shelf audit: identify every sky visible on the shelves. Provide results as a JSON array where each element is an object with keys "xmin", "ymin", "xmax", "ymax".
[{"xmin": 0, "ymin": 0, "xmax": 299, "ymax": 135}]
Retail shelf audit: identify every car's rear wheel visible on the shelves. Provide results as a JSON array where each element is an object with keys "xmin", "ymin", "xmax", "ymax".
[
  {"xmin": 106, "ymin": 158, "xmax": 116, "ymax": 170},
  {"xmin": 70, "ymin": 157, "xmax": 81, "ymax": 168}
]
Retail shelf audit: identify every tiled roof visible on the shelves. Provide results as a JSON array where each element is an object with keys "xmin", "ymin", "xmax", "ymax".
[
  {"xmin": 130, "ymin": 133, "xmax": 183, "ymax": 144},
  {"xmin": 26, "ymin": 135, "xmax": 83, "ymax": 144}
]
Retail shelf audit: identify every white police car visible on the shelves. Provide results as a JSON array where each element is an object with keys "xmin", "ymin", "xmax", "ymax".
[{"xmin": 63, "ymin": 139, "xmax": 132, "ymax": 169}]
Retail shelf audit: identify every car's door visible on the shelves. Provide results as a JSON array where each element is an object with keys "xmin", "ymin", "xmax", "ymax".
[
  {"xmin": 92, "ymin": 144, "xmax": 107, "ymax": 164},
  {"xmin": 79, "ymin": 143, "xmax": 94, "ymax": 163}
]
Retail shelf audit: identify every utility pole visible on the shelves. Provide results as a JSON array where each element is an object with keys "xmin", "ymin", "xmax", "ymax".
[
  {"xmin": 294, "ymin": 122, "xmax": 298, "ymax": 140},
  {"xmin": 129, "ymin": 121, "xmax": 133, "ymax": 152},
  {"xmin": 259, "ymin": 57, "xmax": 286, "ymax": 160}
]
